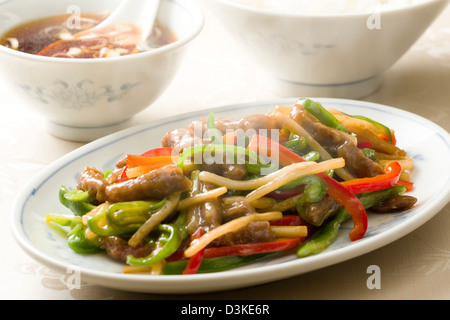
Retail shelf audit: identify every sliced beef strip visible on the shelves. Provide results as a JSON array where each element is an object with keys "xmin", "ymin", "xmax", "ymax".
[
  {"xmin": 370, "ymin": 195, "xmax": 418, "ymax": 213},
  {"xmin": 290, "ymin": 105, "xmax": 385, "ymax": 178},
  {"xmin": 221, "ymin": 198, "xmax": 255, "ymax": 222},
  {"xmin": 77, "ymin": 165, "xmax": 191, "ymax": 203},
  {"xmin": 200, "ymin": 163, "xmax": 248, "ymax": 181},
  {"xmin": 101, "ymin": 236, "xmax": 152, "ymax": 262},
  {"xmin": 77, "ymin": 167, "xmax": 107, "ymax": 202},
  {"xmin": 211, "ymin": 220, "xmax": 276, "ymax": 247},
  {"xmin": 302, "ymin": 196, "xmax": 342, "ymax": 226},
  {"xmin": 186, "ymin": 182, "xmax": 223, "ymax": 235}
]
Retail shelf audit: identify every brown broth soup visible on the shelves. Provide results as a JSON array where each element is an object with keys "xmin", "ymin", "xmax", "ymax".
[
  {"xmin": 0, "ymin": 14, "xmax": 177, "ymax": 58},
  {"xmin": 0, "ymin": 14, "xmax": 106, "ymax": 54}
]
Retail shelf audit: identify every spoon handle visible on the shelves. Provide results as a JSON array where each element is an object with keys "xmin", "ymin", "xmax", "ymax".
[{"xmin": 95, "ymin": 0, "xmax": 161, "ymax": 41}]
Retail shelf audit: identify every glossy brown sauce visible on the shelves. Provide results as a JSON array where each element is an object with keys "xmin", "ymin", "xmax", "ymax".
[{"xmin": 0, "ymin": 13, "xmax": 177, "ymax": 58}]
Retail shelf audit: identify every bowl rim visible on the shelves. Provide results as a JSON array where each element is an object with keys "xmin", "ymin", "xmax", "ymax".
[
  {"xmin": 210, "ymin": 0, "xmax": 448, "ymax": 18},
  {"xmin": 0, "ymin": 0, "xmax": 204, "ymax": 64}
]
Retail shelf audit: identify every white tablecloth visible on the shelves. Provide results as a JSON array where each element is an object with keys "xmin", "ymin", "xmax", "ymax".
[{"xmin": 1, "ymin": 0, "xmax": 449, "ymax": 300}]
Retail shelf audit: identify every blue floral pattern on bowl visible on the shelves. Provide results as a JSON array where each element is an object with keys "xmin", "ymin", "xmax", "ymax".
[
  {"xmin": 236, "ymin": 30, "xmax": 336, "ymax": 56},
  {"xmin": 18, "ymin": 79, "xmax": 141, "ymax": 110}
]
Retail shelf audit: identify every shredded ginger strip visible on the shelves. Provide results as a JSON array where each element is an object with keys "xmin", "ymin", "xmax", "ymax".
[
  {"xmin": 270, "ymin": 226, "xmax": 308, "ymax": 238},
  {"xmin": 177, "ymin": 186, "xmax": 228, "ymax": 211},
  {"xmin": 199, "ymin": 158, "xmax": 344, "ymax": 192},
  {"xmin": 199, "ymin": 158, "xmax": 345, "ymax": 205},
  {"xmin": 128, "ymin": 192, "xmax": 181, "ymax": 248},
  {"xmin": 245, "ymin": 158, "xmax": 345, "ymax": 204},
  {"xmin": 184, "ymin": 211, "xmax": 284, "ymax": 258}
]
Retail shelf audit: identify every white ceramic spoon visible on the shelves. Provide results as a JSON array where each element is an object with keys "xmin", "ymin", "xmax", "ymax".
[{"xmin": 94, "ymin": 0, "xmax": 161, "ymax": 43}]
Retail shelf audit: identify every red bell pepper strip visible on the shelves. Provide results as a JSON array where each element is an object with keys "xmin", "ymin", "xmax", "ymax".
[
  {"xmin": 357, "ymin": 141, "xmax": 374, "ymax": 149},
  {"xmin": 117, "ymin": 147, "xmax": 175, "ymax": 182},
  {"xmin": 270, "ymin": 215, "xmax": 303, "ymax": 226},
  {"xmin": 321, "ymin": 177, "xmax": 367, "ymax": 241},
  {"xmin": 390, "ymin": 130, "xmax": 397, "ymax": 146},
  {"xmin": 182, "ymin": 229, "xmax": 204, "ymax": 275},
  {"xmin": 117, "ymin": 166, "xmax": 129, "ymax": 183},
  {"xmin": 222, "ymin": 131, "xmax": 238, "ymax": 145},
  {"xmin": 202, "ymin": 238, "xmax": 303, "ymax": 258},
  {"xmin": 166, "ymin": 237, "xmax": 303, "ymax": 262},
  {"xmin": 395, "ymin": 179, "xmax": 414, "ymax": 192},
  {"xmin": 247, "ymin": 134, "xmax": 301, "ymax": 167},
  {"xmin": 125, "ymin": 155, "xmax": 176, "ymax": 168},
  {"xmin": 377, "ymin": 129, "xmax": 397, "ymax": 146},
  {"xmin": 248, "ymin": 134, "xmax": 368, "ymax": 242},
  {"xmin": 341, "ymin": 161, "xmax": 401, "ymax": 194},
  {"xmin": 278, "ymin": 128, "xmax": 291, "ymax": 145},
  {"xmin": 182, "ymin": 247, "xmax": 204, "ymax": 274},
  {"xmin": 140, "ymin": 147, "xmax": 174, "ymax": 158}
]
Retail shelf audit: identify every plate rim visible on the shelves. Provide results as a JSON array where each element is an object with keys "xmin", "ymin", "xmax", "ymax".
[{"xmin": 10, "ymin": 97, "xmax": 450, "ymax": 294}]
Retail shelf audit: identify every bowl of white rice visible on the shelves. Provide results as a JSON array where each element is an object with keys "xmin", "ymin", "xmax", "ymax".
[{"xmin": 207, "ymin": 0, "xmax": 449, "ymax": 98}]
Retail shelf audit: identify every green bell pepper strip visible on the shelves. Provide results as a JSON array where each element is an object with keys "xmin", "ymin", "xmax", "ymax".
[
  {"xmin": 126, "ymin": 210, "xmax": 188, "ymax": 267},
  {"xmin": 324, "ymin": 169, "xmax": 335, "ymax": 178},
  {"xmin": 271, "ymin": 151, "xmax": 324, "ymax": 192},
  {"xmin": 276, "ymin": 167, "xmax": 325, "ymax": 192},
  {"xmin": 67, "ymin": 223, "xmax": 103, "ymax": 254},
  {"xmin": 87, "ymin": 205, "xmax": 142, "ymax": 237},
  {"xmin": 282, "ymin": 133, "xmax": 307, "ymax": 155},
  {"xmin": 45, "ymin": 214, "xmax": 102, "ymax": 254},
  {"xmin": 350, "ymin": 114, "xmax": 393, "ymax": 144},
  {"xmin": 103, "ymin": 168, "xmax": 113, "ymax": 179},
  {"xmin": 106, "ymin": 200, "xmax": 165, "ymax": 226},
  {"xmin": 177, "ymin": 144, "xmax": 269, "ymax": 175},
  {"xmin": 302, "ymin": 150, "xmax": 320, "ymax": 162},
  {"xmin": 126, "ymin": 223, "xmax": 185, "ymax": 267},
  {"xmin": 59, "ymin": 186, "xmax": 96, "ymax": 216},
  {"xmin": 296, "ymin": 209, "xmax": 348, "ymax": 258},
  {"xmin": 295, "ymin": 175, "xmax": 328, "ymax": 226},
  {"xmin": 207, "ymin": 112, "xmax": 223, "ymax": 145},
  {"xmin": 358, "ymin": 185, "xmax": 406, "ymax": 208},
  {"xmin": 297, "ymin": 185, "xmax": 407, "ymax": 258},
  {"xmin": 45, "ymin": 214, "xmax": 82, "ymax": 236},
  {"xmin": 162, "ymin": 252, "xmax": 281, "ymax": 275},
  {"xmin": 298, "ymin": 98, "xmax": 348, "ymax": 133},
  {"xmin": 361, "ymin": 148, "xmax": 377, "ymax": 161},
  {"xmin": 87, "ymin": 200, "xmax": 167, "ymax": 236}
]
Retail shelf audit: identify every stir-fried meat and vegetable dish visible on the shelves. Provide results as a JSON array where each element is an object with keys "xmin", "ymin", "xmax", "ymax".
[{"xmin": 46, "ymin": 99, "xmax": 417, "ymax": 275}]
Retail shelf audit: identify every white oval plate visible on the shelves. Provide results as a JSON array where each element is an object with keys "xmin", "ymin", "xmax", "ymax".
[{"xmin": 11, "ymin": 98, "xmax": 450, "ymax": 294}]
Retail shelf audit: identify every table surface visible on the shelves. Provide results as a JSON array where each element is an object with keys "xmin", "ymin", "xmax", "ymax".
[{"xmin": 1, "ymin": 0, "xmax": 449, "ymax": 300}]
